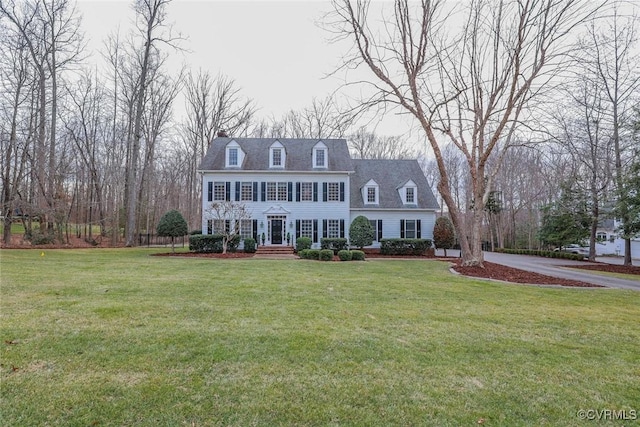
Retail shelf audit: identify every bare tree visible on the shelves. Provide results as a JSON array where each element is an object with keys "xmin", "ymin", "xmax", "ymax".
[
  {"xmin": 348, "ymin": 127, "xmax": 415, "ymax": 159},
  {"xmin": 328, "ymin": 0, "xmax": 602, "ymax": 266},
  {"xmin": 204, "ymin": 201, "xmax": 251, "ymax": 254},
  {"xmin": 124, "ymin": 0, "xmax": 180, "ymax": 247},
  {"xmin": 182, "ymin": 70, "xmax": 255, "ymax": 229},
  {"xmin": 249, "ymin": 95, "xmax": 355, "ymax": 139},
  {"xmin": 579, "ymin": 6, "xmax": 640, "ymax": 265}
]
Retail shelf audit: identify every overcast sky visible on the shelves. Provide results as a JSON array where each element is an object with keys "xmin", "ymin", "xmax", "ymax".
[{"xmin": 76, "ymin": 0, "xmax": 412, "ymax": 136}]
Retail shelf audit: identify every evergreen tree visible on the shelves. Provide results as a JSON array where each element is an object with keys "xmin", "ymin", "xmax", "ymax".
[
  {"xmin": 349, "ymin": 215, "xmax": 374, "ymax": 249},
  {"xmin": 157, "ymin": 210, "xmax": 188, "ymax": 253},
  {"xmin": 538, "ymin": 184, "xmax": 590, "ymax": 249}
]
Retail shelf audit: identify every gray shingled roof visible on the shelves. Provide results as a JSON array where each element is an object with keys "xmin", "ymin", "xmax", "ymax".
[
  {"xmin": 197, "ymin": 137, "xmax": 354, "ymax": 172},
  {"xmin": 350, "ymin": 159, "xmax": 439, "ymax": 210}
]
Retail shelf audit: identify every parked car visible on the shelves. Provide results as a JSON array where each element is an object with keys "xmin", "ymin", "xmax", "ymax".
[{"xmin": 554, "ymin": 244, "xmax": 589, "ymax": 257}]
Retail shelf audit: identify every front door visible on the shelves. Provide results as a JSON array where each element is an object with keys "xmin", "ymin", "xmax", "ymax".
[{"xmin": 271, "ymin": 219, "xmax": 283, "ymax": 244}]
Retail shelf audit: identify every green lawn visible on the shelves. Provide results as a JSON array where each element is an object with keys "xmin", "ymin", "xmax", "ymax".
[{"xmin": 1, "ymin": 249, "xmax": 639, "ymax": 426}]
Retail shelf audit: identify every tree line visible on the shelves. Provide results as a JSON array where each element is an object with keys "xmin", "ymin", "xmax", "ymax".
[{"xmin": 2, "ymin": 0, "xmax": 639, "ymax": 266}]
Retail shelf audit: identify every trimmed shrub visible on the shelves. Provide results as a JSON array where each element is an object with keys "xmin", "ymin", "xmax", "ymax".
[
  {"xmin": 306, "ymin": 249, "xmax": 320, "ymax": 260},
  {"xmin": 319, "ymin": 249, "xmax": 334, "ymax": 261},
  {"xmin": 28, "ymin": 228, "xmax": 55, "ymax": 245},
  {"xmin": 189, "ymin": 234, "xmax": 240, "ymax": 253},
  {"xmin": 320, "ymin": 238, "xmax": 348, "ymax": 254},
  {"xmin": 351, "ymin": 250, "xmax": 366, "ymax": 261},
  {"xmin": 337, "ymin": 250, "xmax": 353, "ymax": 261},
  {"xmin": 495, "ymin": 247, "xmax": 584, "ymax": 261},
  {"xmin": 243, "ymin": 237, "xmax": 256, "ymax": 253},
  {"xmin": 190, "ymin": 229, "xmax": 202, "ymax": 235},
  {"xmin": 380, "ymin": 238, "xmax": 433, "ymax": 256},
  {"xmin": 296, "ymin": 236, "xmax": 312, "ymax": 252}
]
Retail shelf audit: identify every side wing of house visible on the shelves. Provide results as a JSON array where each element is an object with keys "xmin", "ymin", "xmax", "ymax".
[{"xmin": 349, "ymin": 159, "xmax": 439, "ymax": 248}]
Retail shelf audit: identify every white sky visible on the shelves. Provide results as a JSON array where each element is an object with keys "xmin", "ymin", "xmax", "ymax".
[{"xmin": 76, "ymin": 0, "xmax": 416, "ymax": 139}]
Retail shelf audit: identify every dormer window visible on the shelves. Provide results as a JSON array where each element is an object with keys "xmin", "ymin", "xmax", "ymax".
[
  {"xmin": 405, "ymin": 187, "xmax": 415, "ymax": 203},
  {"xmin": 313, "ymin": 141, "xmax": 328, "ymax": 168},
  {"xmin": 362, "ymin": 179, "xmax": 379, "ymax": 205},
  {"xmin": 399, "ymin": 180, "xmax": 418, "ymax": 205},
  {"xmin": 270, "ymin": 141, "xmax": 286, "ymax": 168},
  {"xmin": 225, "ymin": 141, "xmax": 244, "ymax": 168},
  {"xmin": 228, "ymin": 148, "xmax": 238, "ymax": 166}
]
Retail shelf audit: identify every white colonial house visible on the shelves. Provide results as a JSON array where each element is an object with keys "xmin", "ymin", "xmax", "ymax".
[{"xmin": 197, "ymin": 137, "xmax": 439, "ymax": 248}]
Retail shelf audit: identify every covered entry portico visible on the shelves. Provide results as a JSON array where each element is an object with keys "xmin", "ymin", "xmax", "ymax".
[{"xmin": 263, "ymin": 205, "xmax": 291, "ymax": 246}]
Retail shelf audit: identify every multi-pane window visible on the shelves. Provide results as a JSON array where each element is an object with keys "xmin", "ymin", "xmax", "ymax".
[
  {"xmin": 228, "ymin": 148, "xmax": 238, "ymax": 166},
  {"xmin": 272, "ymin": 148, "xmax": 282, "ymax": 166},
  {"xmin": 214, "ymin": 182, "xmax": 226, "ymax": 201},
  {"xmin": 241, "ymin": 182, "xmax": 253, "ymax": 201},
  {"xmin": 239, "ymin": 220, "xmax": 253, "ymax": 240},
  {"xmin": 404, "ymin": 220, "xmax": 417, "ymax": 238},
  {"xmin": 327, "ymin": 182, "xmax": 340, "ymax": 201},
  {"xmin": 367, "ymin": 187, "xmax": 377, "ymax": 204},
  {"xmin": 266, "ymin": 182, "xmax": 288, "ymax": 201},
  {"xmin": 315, "ymin": 149, "xmax": 326, "ymax": 167},
  {"xmin": 301, "ymin": 182, "xmax": 313, "ymax": 201},
  {"xmin": 406, "ymin": 187, "xmax": 415, "ymax": 203},
  {"xmin": 369, "ymin": 219, "xmax": 382, "ymax": 241},
  {"xmin": 212, "ymin": 219, "xmax": 226, "ymax": 234},
  {"xmin": 300, "ymin": 219, "xmax": 314, "ymax": 239},
  {"xmin": 327, "ymin": 219, "xmax": 341, "ymax": 238}
]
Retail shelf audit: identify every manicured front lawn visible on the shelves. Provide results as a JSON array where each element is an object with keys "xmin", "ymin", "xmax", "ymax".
[{"xmin": 1, "ymin": 249, "xmax": 639, "ymax": 426}]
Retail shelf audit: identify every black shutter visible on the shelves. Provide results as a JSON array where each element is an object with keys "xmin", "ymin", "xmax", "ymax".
[
  {"xmin": 207, "ymin": 220, "xmax": 212, "ymax": 235},
  {"xmin": 313, "ymin": 220, "xmax": 318, "ymax": 243},
  {"xmin": 323, "ymin": 183, "xmax": 328, "ymax": 202},
  {"xmin": 207, "ymin": 182, "xmax": 213, "ymax": 202},
  {"xmin": 261, "ymin": 182, "xmax": 266, "ymax": 201},
  {"xmin": 225, "ymin": 182, "xmax": 231, "ymax": 201},
  {"xmin": 296, "ymin": 220, "xmax": 301, "ymax": 238},
  {"xmin": 253, "ymin": 182, "xmax": 258, "ymax": 202},
  {"xmin": 339, "ymin": 182, "xmax": 345, "ymax": 202},
  {"xmin": 313, "ymin": 183, "xmax": 318, "ymax": 202},
  {"xmin": 296, "ymin": 182, "xmax": 301, "ymax": 202},
  {"xmin": 378, "ymin": 220, "xmax": 383, "ymax": 240},
  {"xmin": 235, "ymin": 181, "xmax": 241, "ymax": 201},
  {"xmin": 417, "ymin": 220, "xmax": 422, "ymax": 239},
  {"xmin": 253, "ymin": 220, "xmax": 258, "ymax": 241},
  {"xmin": 225, "ymin": 220, "xmax": 230, "ymax": 233},
  {"xmin": 340, "ymin": 219, "xmax": 345, "ymax": 238},
  {"xmin": 322, "ymin": 219, "xmax": 328, "ymax": 238},
  {"xmin": 400, "ymin": 220, "xmax": 405, "ymax": 238},
  {"xmin": 288, "ymin": 182, "xmax": 293, "ymax": 202}
]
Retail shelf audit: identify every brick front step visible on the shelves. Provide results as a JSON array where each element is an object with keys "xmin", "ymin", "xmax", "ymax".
[{"xmin": 255, "ymin": 246, "xmax": 295, "ymax": 255}]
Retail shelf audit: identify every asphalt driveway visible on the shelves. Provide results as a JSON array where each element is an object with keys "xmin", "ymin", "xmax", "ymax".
[
  {"xmin": 435, "ymin": 249, "xmax": 639, "ymax": 290},
  {"xmin": 482, "ymin": 252, "xmax": 640, "ymax": 290}
]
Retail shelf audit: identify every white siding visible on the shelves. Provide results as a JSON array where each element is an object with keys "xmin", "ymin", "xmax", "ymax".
[
  {"xmin": 202, "ymin": 171, "xmax": 350, "ymax": 247},
  {"xmin": 350, "ymin": 210, "xmax": 437, "ymax": 248}
]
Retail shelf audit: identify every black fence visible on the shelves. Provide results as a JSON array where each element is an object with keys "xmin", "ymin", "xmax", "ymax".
[{"xmin": 138, "ymin": 233, "xmax": 187, "ymax": 247}]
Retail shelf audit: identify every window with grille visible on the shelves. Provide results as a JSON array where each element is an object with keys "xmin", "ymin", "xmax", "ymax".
[
  {"xmin": 239, "ymin": 220, "xmax": 253, "ymax": 240},
  {"xmin": 272, "ymin": 148, "xmax": 282, "ymax": 166},
  {"xmin": 327, "ymin": 219, "xmax": 341, "ymax": 238},
  {"xmin": 228, "ymin": 148, "xmax": 238, "ymax": 166},
  {"xmin": 406, "ymin": 187, "xmax": 415, "ymax": 203},
  {"xmin": 315, "ymin": 149, "xmax": 326, "ymax": 167},
  {"xmin": 300, "ymin": 182, "xmax": 313, "ymax": 201},
  {"xmin": 300, "ymin": 220, "xmax": 314, "ymax": 239},
  {"xmin": 266, "ymin": 182, "xmax": 288, "ymax": 201},
  {"xmin": 214, "ymin": 182, "xmax": 226, "ymax": 201},
  {"xmin": 327, "ymin": 182, "xmax": 340, "ymax": 201},
  {"xmin": 241, "ymin": 182, "xmax": 253, "ymax": 201},
  {"xmin": 367, "ymin": 187, "xmax": 377, "ymax": 204}
]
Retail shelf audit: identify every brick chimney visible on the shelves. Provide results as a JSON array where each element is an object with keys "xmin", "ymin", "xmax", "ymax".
[{"xmin": 217, "ymin": 129, "xmax": 228, "ymax": 137}]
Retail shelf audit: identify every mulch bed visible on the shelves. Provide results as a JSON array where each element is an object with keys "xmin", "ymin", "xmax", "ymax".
[
  {"xmin": 451, "ymin": 260, "xmax": 605, "ymax": 288},
  {"xmin": 152, "ymin": 252, "xmax": 254, "ymax": 258}
]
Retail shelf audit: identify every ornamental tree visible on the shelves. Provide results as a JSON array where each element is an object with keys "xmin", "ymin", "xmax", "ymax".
[
  {"xmin": 157, "ymin": 209, "xmax": 188, "ymax": 253},
  {"xmin": 433, "ymin": 216, "xmax": 455, "ymax": 256}
]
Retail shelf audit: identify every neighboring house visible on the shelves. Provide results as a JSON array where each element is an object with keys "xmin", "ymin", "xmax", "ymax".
[
  {"xmin": 594, "ymin": 218, "xmax": 640, "ymax": 259},
  {"xmin": 197, "ymin": 137, "xmax": 439, "ymax": 248}
]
